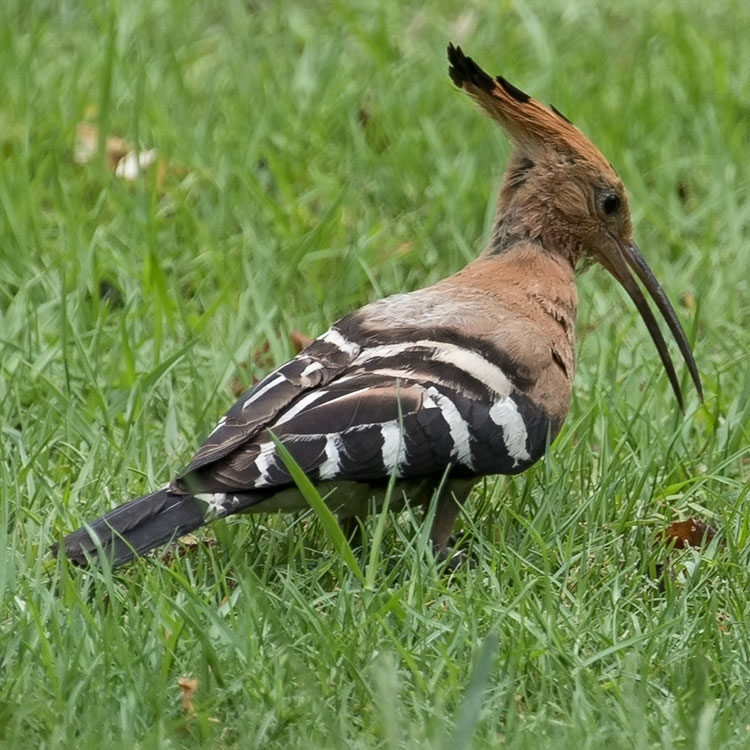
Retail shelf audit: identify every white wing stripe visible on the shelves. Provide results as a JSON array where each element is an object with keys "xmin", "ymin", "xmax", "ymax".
[
  {"xmin": 300, "ymin": 361, "xmax": 325, "ymax": 378},
  {"xmin": 320, "ymin": 328, "xmax": 360, "ymax": 357},
  {"xmin": 253, "ymin": 441, "xmax": 278, "ymax": 486},
  {"xmin": 489, "ymin": 398, "xmax": 531, "ymax": 466},
  {"xmin": 207, "ymin": 416, "xmax": 227, "ymax": 437},
  {"xmin": 195, "ymin": 492, "xmax": 228, "ymax": 519},
  {"xmin": 317, "ymin": 434, "xmax": 343, "ymax": 480},
  {"xmin": 242, "ymin": 374, "xmax": 286, "ymax": 410},
  {"xmin": 426, "ymin": 387, "xmax": 474, "ymax": 470},
  {"xmin": 274, "ymin": 390, "xmax": 330, "ymax": 426},
  {"xmin": 355, "ymin": 340, "xmax": 512, "ymax": 397},
  {"xmin": 380, "ymin": 420, "xmax": 407, "ymax": 475}
]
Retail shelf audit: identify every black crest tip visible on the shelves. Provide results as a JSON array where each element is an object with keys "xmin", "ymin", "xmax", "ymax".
[
  {"xmin": 496, "ymin": 75, "xmax": 530, "ymax": 104},
  {"xmin": 550, "ymin": 103, "xmax": 572, "ymax": 124},
  {"xmin": 447, "ymin": 43, "xmax": 495, "ymax": 93}
]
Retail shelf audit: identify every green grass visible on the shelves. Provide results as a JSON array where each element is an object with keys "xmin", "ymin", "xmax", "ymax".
[{"xmin": 2, "ymin": 0, "xmax": 749, "ymax": 747}]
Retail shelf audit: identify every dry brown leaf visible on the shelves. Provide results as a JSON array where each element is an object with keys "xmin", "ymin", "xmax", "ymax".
[
  {"xmin": 114, "ymin": 148, "xmax": 158, "ymax": 179},
  {"xmin": 74, "ymin": 122, "xmax": 129, "ymax": 169},
  {"xmin": 230, "ymin": 330, "xmax": 312, "ymax": 396},
  {"xmin": 253, "ymin": 340, "xmax": 272, "ymax": 363},
  {"xmin": 377, "ymin": 241, "xmax": 414, "ymax": 262},
  {"xmin": 230, "ymin": 360, "xmax": 261, "ymax": 397},
  {"xmin": 160, "ymin": 534, "xmax": 215, "ymax": 564},
  {"xmin": 652, "ymin": 517, "xmax": 720, "ymax": 592},
  {"xmin": 74, "ymin": 122, "xmax": 159, "ymax": 180},
  {"xmin": 178, "ymin": 677, "xmax": 198, "ymax": 715},
  {"xmin": 659, "ymin": 518, "xmax": 717, "ymax": 550},
  {"xmin": 716, "ymin": 612, "xmax": 730, "ymax": 635},
  {"xmin": 230, "ymin": 372, "xmax": 253, "ymax": 397},
  {"xmin": 290, "ymin": 330, "xmax": 313, "ymax": 352},
  {"xmin": 177, "ymin": 533, "xmax": 201, "ymax": 549},
  {"xmin": 681, "ymin": 291, "xmax": 697, "ymax": 313}
]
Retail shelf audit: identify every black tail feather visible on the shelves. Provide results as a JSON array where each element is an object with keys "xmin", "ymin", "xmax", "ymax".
[{"xmin": 53, "ymin": 488, "xmax": 209, "ymax": 567}]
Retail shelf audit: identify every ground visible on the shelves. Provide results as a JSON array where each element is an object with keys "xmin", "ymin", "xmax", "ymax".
[{"xmin": 1, "ymin": 0, "xmax": 749, "ymax": 747}]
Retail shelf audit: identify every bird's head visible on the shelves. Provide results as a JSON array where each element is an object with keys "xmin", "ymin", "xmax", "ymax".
[{"xmin": 447, "ymin": 44, "xmax": 702, "ymax": 410}]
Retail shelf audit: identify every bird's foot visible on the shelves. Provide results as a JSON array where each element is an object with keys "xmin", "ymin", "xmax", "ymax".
[{"xmin": 433, "ymin": 536, "xmax": 476, "ymax": 571}]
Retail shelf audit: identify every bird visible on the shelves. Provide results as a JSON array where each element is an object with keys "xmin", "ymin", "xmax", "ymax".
[{"xmin": 54, "ymin": 44, "xmax": 703, "ymax": 568}]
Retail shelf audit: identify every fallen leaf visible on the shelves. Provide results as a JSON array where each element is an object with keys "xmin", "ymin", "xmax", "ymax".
[
  {"xmin": 74, "ymin": 122, "xmax": 160, "ymax": 181},
  {"xmin": 230, "ymin": 330, "xmax": 312, "ymax": 395},
  {"xmin": 290, "ymin": 330, "xmax": 313, "ymax": 352},
  {"xmin": 659, "ymin": 518, "xmax": 717, "ymax": 550},
  {"xmin": 716, "ymin": 612, "xmax": 730, "ymax": 635},
  {"xmin": 681, "ymin": 291, "xmax": 696, "ymax": 313},
  {"xmin": 178, "ymin": 677, "xmax": 198, "ymax": 715},
  {"xmin": 114, "ymin": 148, "xmax": 157, "ymax": 180},
  {"xmin": 159, "ymin": 534, "xmax": 215, "ymax": 564},
  {"xmin": 74, "ymin": 122, "xmax": 128, "ymax": 170},
  {"xmin": 252, "ymin": 340, "xmax": 272, "ymax": 363},
  {"xmin": 652, "ymin": 517, "xmax": 720, "ymax": 592},
  {"xmin": 230, "ymin": 367, "xmax": 255, "ymax": 397},
  {"xmin": 177, "ymin": 533, "xmax": 201, "ymax": 549},
  {"xmin": 377, "ymin": 241, "xmax": 414, "ymax": 262}
]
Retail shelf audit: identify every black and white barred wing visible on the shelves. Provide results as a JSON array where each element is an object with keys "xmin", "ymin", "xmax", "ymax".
[
  {"xmin": 189, "ymin": 376, "xmax": 451, "ymax": 492},
  {"xmin": 179, "ymin": 328, "xmax": 360, "ymax": 476},
  {"xmin": 179, "ymin": 322, "xmax": 554, "ymax": 496}
]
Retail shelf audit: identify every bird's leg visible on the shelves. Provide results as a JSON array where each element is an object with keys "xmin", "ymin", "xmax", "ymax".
[
  {"xmin": 428, "ymin": 479, "xmax": 475, "ymax": 566},
  {"xmin": 335, "ymin": 482, "xmax": 408, "ymax": 550}
]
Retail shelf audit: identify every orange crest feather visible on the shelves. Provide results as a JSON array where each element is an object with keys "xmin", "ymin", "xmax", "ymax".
[{"xmin": 447, "ymin": 44, "xmax": 612, "ymax": 173}]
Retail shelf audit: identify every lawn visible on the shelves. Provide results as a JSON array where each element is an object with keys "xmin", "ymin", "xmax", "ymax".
[{"xmin": 1, "ymin": 0, "xmax": 749, "ymax": 747}]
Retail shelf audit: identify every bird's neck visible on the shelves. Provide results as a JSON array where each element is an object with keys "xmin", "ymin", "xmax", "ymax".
[
  {"xmin": 452, "ymin": 245, "xmax": 579, "ymax": 425},
  {"xmin": 486, "ymin": 171, "xmax": 584, "ymax": 269},
  {"xmin": 460, "ymin": 244, "xmax": 579, "ymax": 332}
]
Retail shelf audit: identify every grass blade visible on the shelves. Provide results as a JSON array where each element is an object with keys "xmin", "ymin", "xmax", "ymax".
[
  {"xmin": 444, "ymin": 631, "xmax": 498, "ymax": 750},
  {"xmin": 268, "ymin": 431, "xmax": 365, "ymax": 585}
]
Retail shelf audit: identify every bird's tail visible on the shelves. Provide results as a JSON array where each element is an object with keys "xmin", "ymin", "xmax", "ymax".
[{"xmin": 53, "ymin": 488, "xmax": 210, "ymax": 567}]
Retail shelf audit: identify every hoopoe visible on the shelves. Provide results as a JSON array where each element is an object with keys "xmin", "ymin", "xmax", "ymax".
[{"xmin": 55, "ymin": 45, "xmax": 702, "ymax": 568}]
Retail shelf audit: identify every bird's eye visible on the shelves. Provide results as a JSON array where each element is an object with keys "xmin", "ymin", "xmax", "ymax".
[{"xmin": 602, "ymin": 193, "xmax": 621, "ymax": 215}]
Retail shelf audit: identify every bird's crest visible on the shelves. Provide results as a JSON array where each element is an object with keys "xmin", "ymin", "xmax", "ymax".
[{"xmin": 447, "ymin": 44, "xmax": 613, "ymax": 175}]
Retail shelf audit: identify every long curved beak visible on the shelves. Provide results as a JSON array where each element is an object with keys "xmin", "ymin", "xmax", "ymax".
[{"xmin": 600, "ymin": 237, "xmax": 703, "ymax": 412}]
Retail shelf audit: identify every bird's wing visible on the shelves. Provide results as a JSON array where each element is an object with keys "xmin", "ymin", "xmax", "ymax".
[
  {"xmin": 176, "ymin": 308, "xmax": 555, "ymax": 495},
  {"xmin": 179, "ymin": 326, "xmax": 361, "ymax": 475}
]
